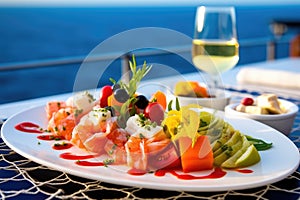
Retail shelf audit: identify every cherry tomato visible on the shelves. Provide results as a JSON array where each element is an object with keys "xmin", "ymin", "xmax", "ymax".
[
  {"xmin": 241, "ymin": 97, "xmax": 254, "ymax": 106},
  {"xmin": 99, "ymin": 85, "xmax": 113, "ymax": 107},
  {"xmin": 144, "ymin": 102, "xmax": 165, "ymax": 125}
]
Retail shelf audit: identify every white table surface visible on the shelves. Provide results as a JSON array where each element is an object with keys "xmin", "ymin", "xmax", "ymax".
[{"xmin": 1, "ymin": 57, "xmax": 300, "ymax": 120}]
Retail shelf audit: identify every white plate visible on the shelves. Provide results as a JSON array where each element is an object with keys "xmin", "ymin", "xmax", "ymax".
[{"xmin": 1, "ymin": 105, "xmax": 299, "ymax": 192}]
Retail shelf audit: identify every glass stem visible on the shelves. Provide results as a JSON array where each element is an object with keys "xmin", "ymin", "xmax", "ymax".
[{"xmin": 210, "ymin": 75, "xmax": 219, "ymax": 97}]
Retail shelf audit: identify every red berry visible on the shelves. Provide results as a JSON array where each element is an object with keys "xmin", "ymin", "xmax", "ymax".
[
  {"xmin": 241, "ymin": 97, "xmax": 254, "ymax": 106},
  {"xmin": 99, "ymin": 85, "xmax": 113, "ymax": 107}
]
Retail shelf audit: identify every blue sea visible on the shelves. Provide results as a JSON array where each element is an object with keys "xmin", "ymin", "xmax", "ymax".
[{"xmin": 1, "ymin": 5, "xmax": 300, "ymax": 104}]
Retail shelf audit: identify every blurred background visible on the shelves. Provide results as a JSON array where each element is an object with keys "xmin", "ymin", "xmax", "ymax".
[{"xmin": 1, "ymin": 0, "xmax": 300, "ymax": 104}]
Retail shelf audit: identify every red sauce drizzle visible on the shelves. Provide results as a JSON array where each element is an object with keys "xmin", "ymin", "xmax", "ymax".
[
  {"xmin": 37, "ymin": 135, "xmax": 65, "ymax": 141},
  {"xmin": 15, "ymin": 122, "xmax": 44, "ymax": 133},
  {"xmin": 127, "ymin": 168, "xmax": 147, "ymax": 176},
  {"xmin": 59, "ymin": 152, "xmax": 95, "ymax": 160},
  {"xmin": 76, "ymin": 161, "xmax": 104, "ymax": 167},
  {"xmin": 154, "ymin": 167, "xmax": 226, "ymax": 180},
  {"xmin": 52, "ymin": 143, "xmax": 73, "ymax": 150},
  {"xmin": 235, "ymin": 169, "xmax": 253, "ymax": 174}
]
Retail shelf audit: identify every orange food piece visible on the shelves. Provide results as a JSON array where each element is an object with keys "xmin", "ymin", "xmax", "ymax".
[
  {"xmin": 125, "ymin": 136, "xmax": 148, "ymax": 170},
  {"xmin": 45, "ymin": 101, "xmax": 67, "ymax": 121},
  {"xmin": 174, "ymin": 81, "xmax": 209, "ymax": 98},
  {"xmin": 150, "ymin": 90, "xmax": 167, "ymax": 110},
  {"xmin": 179, "ymin": 135, "xmax": 214, "ymax": 173},
  {"xmin": 47, "ymin": 107, "xmax": 76, "ymax": 141},
  {"xmin": 188, "ymin": 81, "xmax": 209, "ymax": 98}
]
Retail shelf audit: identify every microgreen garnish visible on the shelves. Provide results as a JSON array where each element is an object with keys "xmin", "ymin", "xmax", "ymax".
[
  {"xmin": 103, "ymin": 158, "xmax": 114, "ymax": 167},
  {"xmin": 74, "ymin": 109, "xmax": 83, "ymax": 117},
  {"xmin": 54, "ymin": 141, "xmax": 68, "ymax": 146},
  {"xmin": 139, "ymin": 133, "xmax": 146, "ymax": 139},
  {"xmin": 108, "ymin": 144, "xmax": 117, "ymax": 155},
  {"xmin": 85, "ymin": 91, "xmax": 96, "ymax": 103}
]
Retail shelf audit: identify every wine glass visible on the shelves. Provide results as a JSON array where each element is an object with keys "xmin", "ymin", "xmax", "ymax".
[{"xmin": 192, "ymin": 6, "xmax": 239, "ymax": 95}]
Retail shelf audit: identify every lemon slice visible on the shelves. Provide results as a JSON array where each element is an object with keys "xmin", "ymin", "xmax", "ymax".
[{"xmin": 235, "ymin": 144, "xmax": 261, "ymax": 168}]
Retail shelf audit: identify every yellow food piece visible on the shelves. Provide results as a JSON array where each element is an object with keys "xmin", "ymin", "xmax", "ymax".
[
  {"xmin": 256, "ymin": 93, "xmax": 283, "ymax": 114},
  {"xmin": 174, "ymin": 81, "xmax": 208, "ymax": 98},
  {"xmin": 236, "ymin": 105, "xmax": 269, "ymax": 114}
]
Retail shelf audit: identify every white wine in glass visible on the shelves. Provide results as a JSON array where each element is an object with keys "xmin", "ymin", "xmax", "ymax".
[{"xmin": 192, "ymin": 6, "xmax": 239, "ymax": 90}]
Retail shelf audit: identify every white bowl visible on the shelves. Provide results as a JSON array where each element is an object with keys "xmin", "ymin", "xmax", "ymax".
[
  {"xmin": 224, "ymin": 99, "xmax": 298, "ymax": 135},
  {"xmin": 168, "ymin": 89, "xmax": 231, "ymax": 111}
]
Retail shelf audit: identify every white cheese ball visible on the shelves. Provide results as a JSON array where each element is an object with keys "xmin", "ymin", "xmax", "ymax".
[
  {"xmin": 125, "ymin": 114, "xmax": 162, "ymax": 138},
  {"xmin": 88, "ymin": 107, "xmax": 112, "ymax": 126},
  {"xmin": 66, "ymin": 91, "xmax": 95, "ymax": 115}
]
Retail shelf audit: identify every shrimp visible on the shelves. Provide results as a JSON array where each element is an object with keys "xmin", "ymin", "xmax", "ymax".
[
  {"xmin": 45, "ymin": 101, "xmax": 67, "ymax": 121},
  {"xmin": 47, "ymin": 107, "xmax": 76, "ymax": 140},
  {"xmin": 84, "ymin": 132, "xmax": 109, "ymax": 155},
  {"xmin": 70, "ymin": 107, "xmax": 118, "ymax": 154},
  {"xmin": 124, "ymin": 114, "xmax": 175, "ymax": 171},
  {"xmin": 125, "ymin": 129, "xmax": 178, "ymax": 171},
  {"xmin": 104, "ymin": 128, "xmax": 130, "ymax": 164},
  {"xmin": 125, "ymin": 136, "xmax": 148, "ymax": 171},
  {"xmin": 45, "ymin": 93, "xmax": 97, "ymax": 141}
]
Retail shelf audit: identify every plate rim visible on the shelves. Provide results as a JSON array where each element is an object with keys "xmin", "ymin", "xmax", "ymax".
[{"xmin": 1, "ymin": 104, "xmax": 300, "ymax": 192}]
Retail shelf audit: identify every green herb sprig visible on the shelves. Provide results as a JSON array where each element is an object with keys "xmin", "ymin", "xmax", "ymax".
[{"xmin": 110, "ymin": 55, "xmax": 152, "ymax": 128}]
